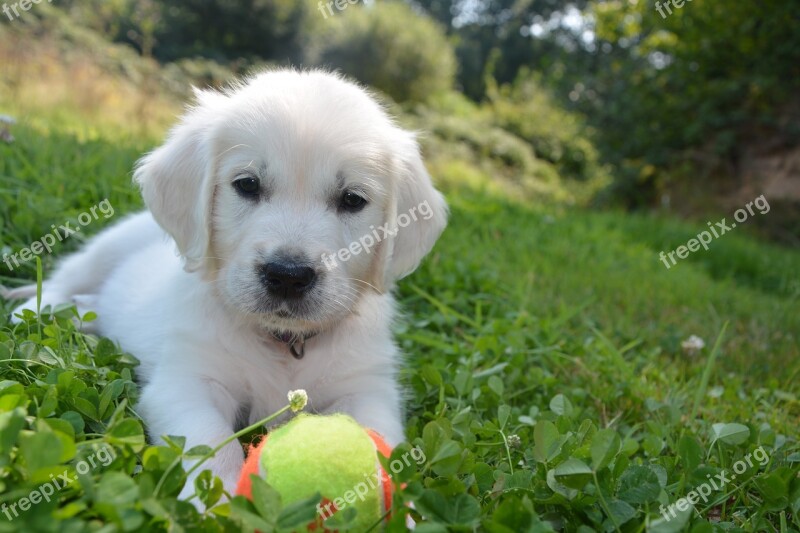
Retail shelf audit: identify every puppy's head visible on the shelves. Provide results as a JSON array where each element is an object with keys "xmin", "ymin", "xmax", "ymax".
[{"xmin": 134, "ymin": 70, "xmax": 447, "ymax": 334}]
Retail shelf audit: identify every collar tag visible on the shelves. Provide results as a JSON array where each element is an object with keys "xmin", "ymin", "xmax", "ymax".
[
  {"xmin": 269, "ymin": 330, "xmax": 314, "ymax": 359},
  {"xmin": 288, "ymin": 338, "xmax": 305, "ymax": 359}
]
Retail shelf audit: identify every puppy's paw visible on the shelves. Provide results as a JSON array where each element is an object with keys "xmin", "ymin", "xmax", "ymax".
[
  {"xmin": 9, "ymin": 292, "xmax": 67, "ymax": 325},
  {"xmin": 3, "ymin": 285, "xmax": 37, "ymax": 324},
  {"xmin": 7, "ymin": 290, "xmax": 98, "ymax": 330},
  {"xmin": 1, "ymin": 283, "xmax": 37, "ymax": 301},
  {"xmin": 178, "ymin": 446, "xmax": 244, "ymax": 510},
  {"xmin": 179, "ymin": 468, "xmax": 242, "ymax": 511},
  {"xmin": 9, "ymin": 295, "xmax": 42, "ymax": 325}
]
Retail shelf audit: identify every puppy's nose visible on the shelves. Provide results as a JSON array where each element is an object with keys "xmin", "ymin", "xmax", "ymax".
[{"xmin": 260, "ymin": 261, "xmax": 317, "ymax": 298}]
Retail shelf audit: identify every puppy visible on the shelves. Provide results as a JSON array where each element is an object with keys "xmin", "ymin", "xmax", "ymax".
[{"xmin": 7, "ymin": 70, "xmax": 447, "ymax": 497}]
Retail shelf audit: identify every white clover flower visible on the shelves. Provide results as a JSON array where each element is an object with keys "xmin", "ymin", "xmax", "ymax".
[
  {"xmin": 288, "ymin": 389, "xmax": 308, "ymax": 412},
  {"xmin": 0, "ymin": 115, "xmax": 14, "ymax": 144},
  {"xmin": 681, "ymin": 335, "xmax": 706, "ymax": 356}
]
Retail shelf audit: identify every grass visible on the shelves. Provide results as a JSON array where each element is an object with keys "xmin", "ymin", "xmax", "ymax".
[{"xmin": 1, "ymin": 72, "xmax": 800, "ymax": 533}]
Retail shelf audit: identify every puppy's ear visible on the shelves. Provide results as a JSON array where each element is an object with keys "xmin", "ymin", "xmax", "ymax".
[
  {"xmin": 133, "ymin": 89, "xmax": 225, "ymax": 276},
  {"xmin": 376, "ymin": 133, "xmax": 448, "ymax": 290}
]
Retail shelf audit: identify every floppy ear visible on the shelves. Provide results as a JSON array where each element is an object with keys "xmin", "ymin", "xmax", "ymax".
[
  {"xmin": 133, "ymin": 89, "xmax": 225, "ymax": 276},
  {"xmin": 376, "ymin": 133, "xmax": 448, "ymax": 289}
]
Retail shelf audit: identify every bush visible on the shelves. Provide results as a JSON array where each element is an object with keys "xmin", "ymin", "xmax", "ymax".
[
  {"xmin": 306, "ymin": 2, "xmax": 455, "ymax": 103},
  {"xmin": 487, "ymin": 70, "xmax": 607, "ymax": 184},
  {"xmin": 408, "ymin": 104, "xmax": 570, "ymax": 202}
]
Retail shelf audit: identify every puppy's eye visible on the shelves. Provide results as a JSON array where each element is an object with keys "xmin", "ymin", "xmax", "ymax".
[
  {"xmin": 233, "ymin": 176, "xmax": 260, "ymax": 198},
  {"xmin": 340, "ymin": 190, "xmax": 367, "ymax": 212}
]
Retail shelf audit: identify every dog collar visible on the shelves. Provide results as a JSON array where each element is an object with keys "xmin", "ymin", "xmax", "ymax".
[{"xmin": 269, "ymin": 330, "xmax": 317, "ymax": 359}]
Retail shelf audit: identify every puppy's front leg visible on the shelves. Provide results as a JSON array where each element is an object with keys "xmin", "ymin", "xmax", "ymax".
[
  {"xmin": 324, "ymin": 390, "xmax": 405, "ymax": 446},
  {"xmin": 138, "ymin": 374, "xmax": 244, "ymax": 502}
]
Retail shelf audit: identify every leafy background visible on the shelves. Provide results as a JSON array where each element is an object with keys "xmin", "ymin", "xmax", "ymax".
[{"xmin": 0, "ymin": 1, "xmax": 798, "ymax": 531}]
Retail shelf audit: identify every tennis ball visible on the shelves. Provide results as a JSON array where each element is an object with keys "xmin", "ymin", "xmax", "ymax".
[{"xmin": 236, "ymin": 413, "xmax": 393, "ymax": 530}]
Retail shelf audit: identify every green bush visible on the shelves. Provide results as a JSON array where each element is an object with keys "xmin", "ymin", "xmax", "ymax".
[
  {"xmin": 487, "ymin": 70, "xmax": 607, "ymax": 184},
  {"xmin": 429, "ymin": 116, "xmax": 538, "ymax": 177},
  {"xmin": 409, "ymin": 107, "xmax": 569, "ymax": 202},
  {"xmin": 306, "ymin": 2, "xmax": 456, "ymax": 103}
]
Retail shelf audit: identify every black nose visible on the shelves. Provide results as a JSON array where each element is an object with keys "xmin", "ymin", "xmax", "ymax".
[{"xmin": 260, "ymin": 261, "xmax": 317, "ymax": 298}]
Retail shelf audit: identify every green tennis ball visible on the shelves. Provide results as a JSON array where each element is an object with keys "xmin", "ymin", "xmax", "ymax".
[{"xmin": 236, "ymin": 413, "xmax": 393, "ymax": 530}]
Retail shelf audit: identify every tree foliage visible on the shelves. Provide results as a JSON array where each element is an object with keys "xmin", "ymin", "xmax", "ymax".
[
  {"xmin": 583, "ymin": 0, "xmax": 800, "ymax": 201},
  {"xmin": 413, "ymin": 0, "xmax": 800, "ymax": 205},
  {"xmin": 307, "ymin": 2, "xmax": 457, "ymax": 103},
  {"xmin": 49, "ymin": 0, "xmax": 800, "ymax": 207},
  {"xmin": 57, "ymin": 0, "xmax": 309, "ymax": 64}
]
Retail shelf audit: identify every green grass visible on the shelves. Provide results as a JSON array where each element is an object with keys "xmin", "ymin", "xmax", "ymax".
[{"xmin": 0, "ymin": 111, "xmax": 799, "ymax": 532}]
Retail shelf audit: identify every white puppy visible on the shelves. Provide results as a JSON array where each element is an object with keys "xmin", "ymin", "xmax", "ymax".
[{"xmin": 6, "ymin": 70, "xmax": 447, "ymax": 497}]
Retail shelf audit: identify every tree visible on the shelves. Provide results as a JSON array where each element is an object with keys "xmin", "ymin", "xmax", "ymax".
[{"xmin": 307, "ymin": 2, "xmax": 456, "ymax": 103}]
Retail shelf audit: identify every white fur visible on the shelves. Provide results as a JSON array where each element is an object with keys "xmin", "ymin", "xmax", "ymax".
[{"xmin": 6, "ymin": 70, "xmax": 447, "ymax": 499}]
